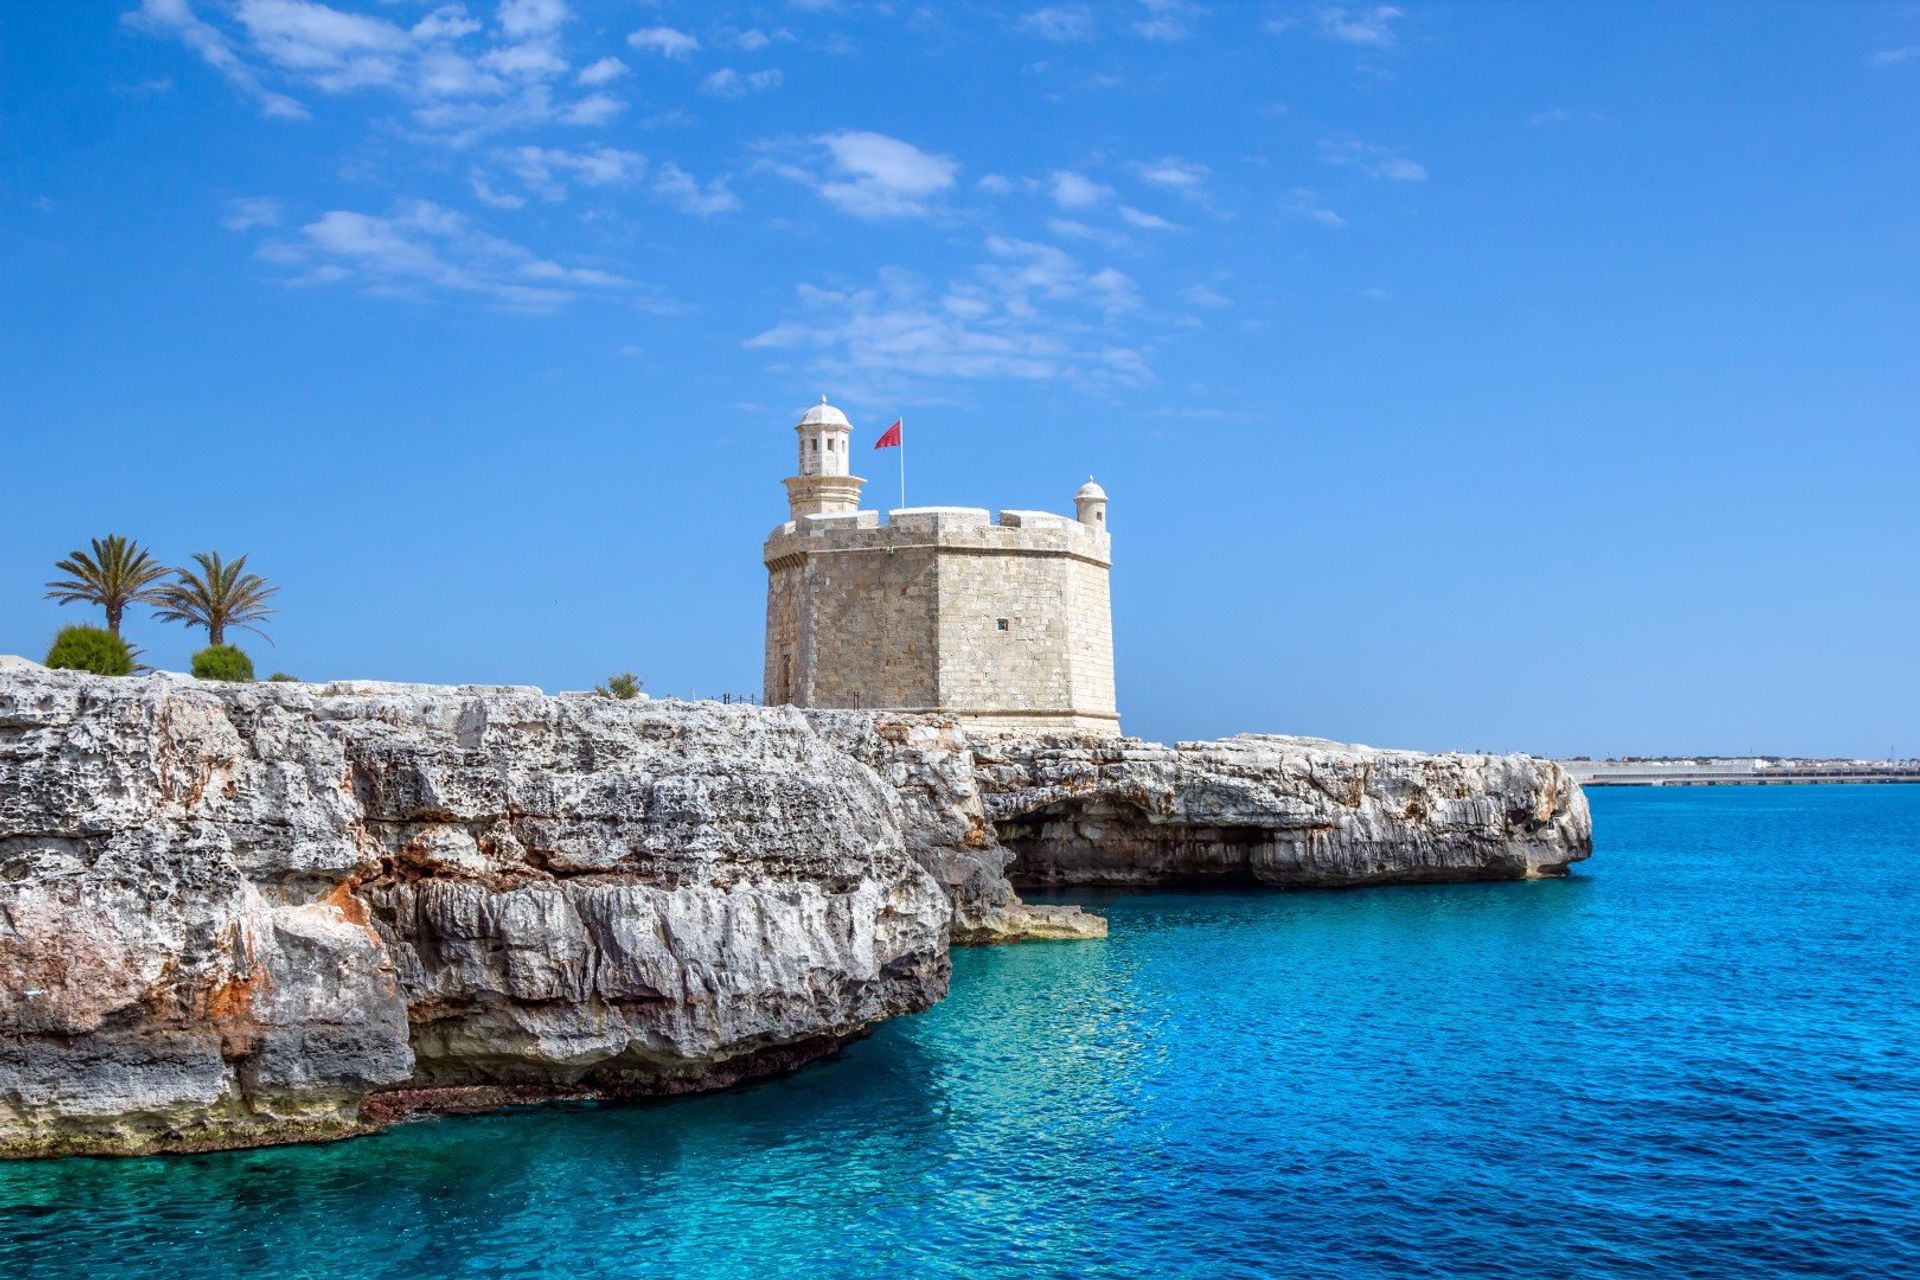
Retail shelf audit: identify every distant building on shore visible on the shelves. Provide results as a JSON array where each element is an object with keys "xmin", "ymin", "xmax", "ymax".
[{"xmin": 762, "ymin": 398, "xmax": 1119, "ymax": 735}]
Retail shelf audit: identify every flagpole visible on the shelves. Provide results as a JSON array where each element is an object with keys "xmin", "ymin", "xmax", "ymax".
[{"xmin": 899, "ymin": 415, "xmax": 907, "ymax": 510}]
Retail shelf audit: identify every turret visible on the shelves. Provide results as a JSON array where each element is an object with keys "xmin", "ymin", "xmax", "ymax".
[
  {"xmin": 1075, "ymin": 477, "xmax": 1108, "ymax": 529},
  {"xmin": 783, "ymin": 396, "xmax": 866, "ymax": 519}
]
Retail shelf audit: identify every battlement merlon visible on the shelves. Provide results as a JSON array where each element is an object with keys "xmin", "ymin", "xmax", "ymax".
[{"xmin": 764, "ymin": 507, "xmax": 1113, "ymax": 569}]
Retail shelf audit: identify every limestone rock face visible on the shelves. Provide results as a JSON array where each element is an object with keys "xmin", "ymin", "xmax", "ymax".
[
  {"xmin": 809, "ymin": 713, "xmax": 1106, "ymax": 944},
  {"xmin": 971, "ymin": 733, "xmax": 1591, "ymax": 887},
  {"xmin": 0, "ymin": 669, "xmax": 949, "ymax": 1157},
  {"xmin": 0, "ymin": 666, "xmax": 1589, "ymax": 1158}
]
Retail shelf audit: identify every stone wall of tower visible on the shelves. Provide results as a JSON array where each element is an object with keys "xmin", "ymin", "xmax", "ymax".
[{"xmin": 763, "ymin": 507, "xmax": 1118, "ymax": 734}]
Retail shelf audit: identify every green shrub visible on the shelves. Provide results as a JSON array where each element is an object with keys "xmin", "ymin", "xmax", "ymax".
[
  {"xmin": 192, "ymin": 644, "xmax": 255, "ymax": 682},
  {"xmin": 267, "ymin": 672, "xmax": 300, "ymax": 683},
  {"xmin": 595, "ymin": 671, "xmax": 643, "ymax": 699},
  {"xmin": 45, "ymin": 625, "xmax": 134, "ymax": 676}
]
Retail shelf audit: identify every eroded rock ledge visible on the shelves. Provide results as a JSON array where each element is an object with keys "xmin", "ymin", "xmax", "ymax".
[
  {"xmin": 968, "ymin": 732, "xmax": 1591, "ymax": 887},
  {"xmin": 0, "ymin": 668, "xmax": 1588, "ymax": 1158},
  {"xmin": 0, "ymin": 669, "xmax": 950, "ymax": 1157}
]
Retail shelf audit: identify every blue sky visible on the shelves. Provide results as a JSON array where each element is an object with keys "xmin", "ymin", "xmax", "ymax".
[{"xmin": 2, "ymin": 1, "xmax": 1916, "ymax": 757}]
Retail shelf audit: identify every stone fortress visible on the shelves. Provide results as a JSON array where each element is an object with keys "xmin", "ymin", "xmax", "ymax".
[{"xmin": 763, "ymin": 398, "xmax": 1119, "ymax": 735}]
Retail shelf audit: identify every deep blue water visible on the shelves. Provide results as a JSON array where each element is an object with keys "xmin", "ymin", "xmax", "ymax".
[{"xmin": 5, "ymin": 786, "xmax": 1920, "ymax": 1278}]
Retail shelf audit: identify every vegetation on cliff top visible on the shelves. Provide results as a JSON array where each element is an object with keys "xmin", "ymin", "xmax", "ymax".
[{"xmin": 44, "ymin": 625, "xmax": 135, "ymax": 677}]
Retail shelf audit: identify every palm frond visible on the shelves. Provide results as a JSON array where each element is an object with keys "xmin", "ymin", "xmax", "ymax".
[
  {"xmin": 44, "ymin": 535, "xmax": 172, "ymax": 632},
  {"xmin": 152, "ymin": 550, "xmax": 279, "ymax": 646}
]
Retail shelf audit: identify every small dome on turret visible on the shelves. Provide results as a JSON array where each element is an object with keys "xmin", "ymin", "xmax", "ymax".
[
  {"xmin": 1076, "ymin": 477, "xmax": 1107, "ymax": 501},
  {"xmin": 797, "ymin": 395, "xmax": 850, "ymax": 429}
]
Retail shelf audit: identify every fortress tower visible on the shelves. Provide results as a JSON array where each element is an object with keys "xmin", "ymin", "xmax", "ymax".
[{"xmin": 763, "ymin": 399, "xmax": 1118, "ymax": 735}]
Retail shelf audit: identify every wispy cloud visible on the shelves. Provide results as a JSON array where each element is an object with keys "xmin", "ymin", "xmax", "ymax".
[
  {"xmin": 1322, "ymin": 138, "xmax": 1426, "ymax": 181},
  {"xmin": 222, "ymin": 195, "xmax": 285, "ymax": 230},
  {"xmin": 1018, "ymin": 5, "xmax": 1095, "ymax": 41},
  {"xmin": 497, "ymin": 0, "xmax": 569, "ymax": 39},
  {"xmin": 721, "ymin": 27, "xmax": 778, "ymax": 52},
  {"xmin": 124, "ymin": 0, "xmax": 309, "ymax": 119},
  {"xmin": 1134, "ymin": 156, "xmax": 1210, "ymax": 197},
  {"xmin": 1118, "ymin": 205, "xmax": 1180, "ymax": 231},
  {"xmin": 701, "ymin": 67, "xmax": 783, "ymax": 98},
  {"xmin": 745, "ymin": 246, "xmax": 1148, "ymax": 400},
  {"xmin": 575, "ymin": 56, "xmax": 627, "ymax": 85},
  {"xmin": 126, "ymin": 0, "xmax": 621, "ymax": 140},
  {"xmin": 1312, "ymin": 5, "xmax": 1403, "ymax": 47},
  {"xmin": 496, "ymin": 144, "xmax": 644, "ymax": 201},
  {"xmin": 255, "ymin": 198, "xmax": 632, "ymax": 312},
  {"xmin": 628, "ymin": 26, "xmax": 698, "ymax": 59},
  {"xmin": 1049, "ymin": 218, "xmax": 1130, "ymax": 250},
  {"xmin": 1282, "ymin": 188, "xmax": 1344, "ymax": 226},
  {"xmin": 1870, "ymin": 45, "xmax": 1916, "ymax": 65},
  {"xmin": 1049, "ymin": 169, "xmax": 1112, "ymax": 209},
  {"xmin": 652, "ymin": 162, "xmax": 739, "ymax": 216},
  {"xmin": 1134, "ymin": 0, "xmax": 1196, "ymax": 42},
  {"xmin": 1181, "ymin": 283, "xmax": 1230, "ymax": 308},
  {"xmin": 769, "ymin": 131, "xmax": 959, "ymax": 219}
]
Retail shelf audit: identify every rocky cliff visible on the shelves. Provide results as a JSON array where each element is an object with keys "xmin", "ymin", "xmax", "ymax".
[
  {"xmin": 0, "ymin": 667, "xmax": 1589, "ymax": 1158},
  {"xmin": 0, "ymin": 668, "xmax": 949, "ymax": 1157},
  {"xmin": 970, "ymin": 732, "xmax": 1590, "ymax": 887}
]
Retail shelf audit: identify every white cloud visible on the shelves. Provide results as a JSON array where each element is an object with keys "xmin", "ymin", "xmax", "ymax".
[
  {"xmin": 1134, "ymin": 0, "xmax": 1194, "ymax": 42},
  {"xmin": 1315, "ymin": 5, "xmax": 1402, "ymax": 46},
  {"xmin": 724, "ymin": 27, "xmax": 776, "ymax": 51},
  {"xmin": 412, "ymin": 6, "xmax": 481, "ymax": 42},
  {"xmin": 124, "ymin": 0, "xmax": 309, "ymax": 119},
  {"xmin": 416, "ymin": 50, "xmax": 504, "ymax": 97},
  {"xmin": 745, "ymin": 248, "xmax": 1149, "ymax": 398},
  {"xmin": 469, "ymin": 173, "xmax": 526, "ymax": 208},
  {"xmin": 977, "ymin": 173, "xmax": 1015, "ymax": 194},
  {"xmin": 774, "ymin": 131, "xmax": 960, "ymax": 219},
  {"xmin": 1181, "ymin": 283, "xmax": 1230, "ymax": 308},
  {"xmin": 234, "ymin": 0, "xmax": 412, "ymax": 94},
  {"xmin": 222, "ymin": 195, "xmax": 284, "ymax": 230},
  {"xmin": 1048, "ymin": 169, "xmax": 1111, "ymax": 209},
  {"xmin": 1282, "ymin": 189, "xmax": 1344, "ymax": 226},
  {"xmin": 1018, "ymin": 5, "xmax": 1094, "ymax": 41},
  {"xmin": 1134, "ymin": 155, "xmax": 1210, "ymax": 194},
  {"xmin": 130, "ymin": 0, "xmax": 618, "ymax": 135},
  {"xmin": 629, "ymin": 26, "xmax": 699, "ymax": 59},
  {"xmin": 1870, "ymin": 46, "xmax": 1916, "ymax": 65},
  {"xmin": 1322, "ymin": 139, "xmax": 1426, "ymax": 181},
  {"xmin": 496, "ymin": 0, "xmax": 569, "ymax": 39},
  {"xmin": 1117, "ymin": 204, "xmax": 1179, "ymax": 230},
  {"xmin": 575, "ymin": 56, "xmax": 628, "ymax": 86},
  {"xmin": 1048, "ymin": 218, "xmax": 1129, "ymax": 250},
  {"xmin": 257, "ymin": 199, "xmax": 632, "ymax": 312},
  {"xmin": 480, "ymin": 42, "xmax": 568, "ymax": 79},
  {"xmin": 498, "ymin": 144, "xmax": 645, "ymax": 200},
  {"xmin": 559, "ymin": 92, "xmax": 622, "ymax": 125},
  {"xmin": 652, "ymin": 162, "xmax": 740, "ymax": 215},
  {"xmin": 702, "ymin": 67, "xmax": 783, "ymax": 98}
]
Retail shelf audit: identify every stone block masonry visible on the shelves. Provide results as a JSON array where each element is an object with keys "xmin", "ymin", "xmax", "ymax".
[{"xmin": 761, "ymin": 401, "xmax": 1118, "ymax": 735}]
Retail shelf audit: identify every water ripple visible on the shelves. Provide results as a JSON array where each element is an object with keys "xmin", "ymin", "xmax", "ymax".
[{"xmin": 3, "ymin": 786, "xmax": 1918, "ymax": 1278}]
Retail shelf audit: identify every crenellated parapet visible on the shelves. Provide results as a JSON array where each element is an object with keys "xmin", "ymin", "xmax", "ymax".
[{"xmin": 764, "ymin": 506, "xmax": 1112, "ymax": 570}]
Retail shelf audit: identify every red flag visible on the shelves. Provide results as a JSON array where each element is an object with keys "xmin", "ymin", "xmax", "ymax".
[{"xmin": 874, "ymin": 420, "xmax": 902, "ymax": 449}]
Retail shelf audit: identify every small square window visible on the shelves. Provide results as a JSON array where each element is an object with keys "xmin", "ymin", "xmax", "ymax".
[{"xmin": 996, "ymin": 618, "xmax": 1009, "ymax": 631}]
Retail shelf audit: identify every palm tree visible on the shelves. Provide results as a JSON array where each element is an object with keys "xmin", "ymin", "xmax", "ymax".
[
  {"xmin": 44, "ymin": 535, "xmax": 172, "ymax": 636},
  {"xmin": 152, "ymin": 552, "xmax": 280, "ymax": 647}
]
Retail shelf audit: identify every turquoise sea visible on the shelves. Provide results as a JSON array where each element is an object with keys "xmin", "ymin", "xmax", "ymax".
[{"xmin": 5, "ymin": 786, "xmax": 1919, "ymax": 1278}]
